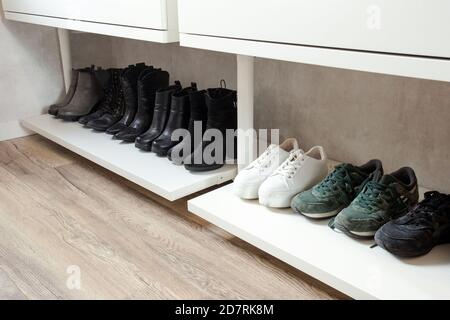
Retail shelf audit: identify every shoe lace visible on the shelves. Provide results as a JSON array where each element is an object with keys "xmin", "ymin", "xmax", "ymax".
[
  {"xmin": 354, "ymin": 181, "xmax": 393, "ymax": 211},
  {"xmin": 407, "ymin": 192, "xmax": 450, "ymax": 225},
  {"xmin": 274, "ymin": 150, "xmax": 305, "ymax": 179},
  {"xmin": 315, "ymin": 165, "xmax": 355, "ymax": 196},
  {"xmin": 248, "ymin": 145, "xmax": 277, "ymax": 170}
]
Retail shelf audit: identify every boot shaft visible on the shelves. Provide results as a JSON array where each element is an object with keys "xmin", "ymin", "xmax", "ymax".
[
  {"xmin": 136, "ymin": 69, "xmax": 169, "ymax": 114},
  {"xmin": 205, "ymin": 88, "xmax": 237, "ymax": 131}
]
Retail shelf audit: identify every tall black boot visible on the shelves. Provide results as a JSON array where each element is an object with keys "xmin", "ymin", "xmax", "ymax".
[
  {"xmin": 168, "ymin": 89, "xmax": 208, "ymax": 164},
  {"xmin": 114, "ymin": 69, "xmax": 169, "ymax": 142},
  {"xmin": 135, "ymin": 81, "xmax": 182, "ymax": 151},
  {"xmin": 106, "ymin": 64, "xmax": 151, "ymax": 134},
  {"xmin": 151, "ymin": 83, "xmax": 197, "ymax": 156},
  {"xmin": 184, "ymin": 87, "xmax": 237, "ymax": 172}
]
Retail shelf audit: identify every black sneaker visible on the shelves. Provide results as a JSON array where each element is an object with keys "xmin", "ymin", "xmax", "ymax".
[{"xmin": 375, "ymin": 191, "xmax": 450, "ymax": 257}]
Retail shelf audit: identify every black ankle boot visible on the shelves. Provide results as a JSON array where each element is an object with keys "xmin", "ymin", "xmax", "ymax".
[
  {"xmin": 86, "ymin": 64, "xmax": 146, "ymax": 132},
  {"xmin": 79, "ymin": 68, "xmax": 118, "ymax": 125},
  {"xmin": 57, "ymin": 66, "xmax": 103, "ymax": 121},
  {"xmin": 114, "ymin": 69, "xmax": 169, "ymax": 142},
  {"xmin": 184, "ymin": 87, "xmax": 237, "ymax": 171},
  {"xmin": 135, "ymin": 81, "xmax": 182, "ymax": 151},
  {"xmin": 106, "ymin": 64, "xmax": 150, "ymax": 135},
  {"xmin": 151, "ymin": 83, "xmax": 197, "ymax": 156},
  {"xmin": 168, "ymin": 89, "xmax": 208, "ymax": 164}
]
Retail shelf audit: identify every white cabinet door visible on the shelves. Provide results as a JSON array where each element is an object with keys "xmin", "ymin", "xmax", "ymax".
[
  {"xmin": 178, "ymin": 0, "xmax": 450, "ymax": 58},
  {"xmin": 74, "ymin": 0, "xmax": 167, "ymax": 30},
  {"xmin": 3, "ymin": 0, "xmax": 167, "ymax": 30},
  {"xmin": 2, "ymin": 0, "xmax": 77, "ymax": 19}
]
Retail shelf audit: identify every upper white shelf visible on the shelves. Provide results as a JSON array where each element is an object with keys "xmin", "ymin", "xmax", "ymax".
[
  {"xmin": 22, "ymin": 115, "xmax": 237, "ymax": 201},
  {"xmin": 2, "ymin": 0, "xmax": 179, "ymax": 43},
  {"xmin": 178, "ymin": 0, "xmax": 450, "ymax": 82}
]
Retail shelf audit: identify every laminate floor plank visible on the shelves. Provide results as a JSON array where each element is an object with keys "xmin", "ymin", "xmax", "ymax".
[{"xmin": 0, "ymin": 136, "xmax": 347, "ymax": 300}]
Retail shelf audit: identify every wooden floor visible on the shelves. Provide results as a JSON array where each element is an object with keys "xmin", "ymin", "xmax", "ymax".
[{"xmin": 0, "ymin": 135, "xmax": 347, "ymax": 300}]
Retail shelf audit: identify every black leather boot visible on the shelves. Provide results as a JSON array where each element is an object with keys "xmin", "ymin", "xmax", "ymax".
[
  {"xmin": 57, "ymin": 67, "xmax": 103, "ymax": 121},
  {"xmin": 184, "ymin": 87, "xmax": 237, "ymax": 172},
  {"xmin": 78, "ymin": 68, "xmax": 117, "ymax": 125},
  {"xmin": 151, "ymin": 83, "xmax": 197, "ymax": 156},
  {"xmin": 114, "ymin": 69, "xmax": 169, "ymax": 142},
  {"xmin": 106, "ymin": 64, "xmax": 150, "ymax": 135},
  {"xmin": 135, "ymin": 81, "xmax": 182, "ymax": 151},
  {"xmin": 168, "ymin": 89, "xmax": 208, "ymax": 164}
]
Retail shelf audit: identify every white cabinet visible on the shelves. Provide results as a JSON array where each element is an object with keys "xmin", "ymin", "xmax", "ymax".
[
  {"xmin": 179, "ymin": 0, "xmax": 450, "ymax": 82},
  {"xmin": 2, "ymin": 0, "xmax": 178, "ymax": 43},
  {"xmin": 179, "ymin": 0, "xmax": 450, "ymax": 58}
]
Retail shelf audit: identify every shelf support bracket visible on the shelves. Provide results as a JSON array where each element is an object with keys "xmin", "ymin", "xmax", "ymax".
[
  {"xmin": 57, "ymin": 28, "xmax": 72, "ymax": 93},
  {"xmin": 237, "ymin": 55, "xmax": 255, "ymax": 171}
]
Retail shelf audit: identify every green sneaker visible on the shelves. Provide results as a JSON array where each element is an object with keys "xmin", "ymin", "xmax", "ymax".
[
  {"xmin": 331, "ymin": 167, "xmax": 419, "ymax": 238},
  {"xmin": 291, "ymin": 160, "xmax": 383, "ymax": 218}
]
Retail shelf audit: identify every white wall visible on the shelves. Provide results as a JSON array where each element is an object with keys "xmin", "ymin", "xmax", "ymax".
[{"xmin": 0, "ymin": 5, "xmax": 63, "ymax": 141}]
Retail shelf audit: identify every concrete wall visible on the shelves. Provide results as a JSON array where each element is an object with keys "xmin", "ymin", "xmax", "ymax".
[
  {"xmin": 70, "ymin": 33, "xmax": 450, "ymax": 193},
  {"xmin": 0, "ymin": 4, "xmax": 63, "ymax": 140}
]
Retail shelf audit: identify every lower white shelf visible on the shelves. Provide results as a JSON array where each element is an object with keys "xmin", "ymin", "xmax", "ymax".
[
  {"xmin": 188, "ymin": 183, "xmax": 450, "ymax": 300},
  {"xmin": 22, "ymin": 115, "xmax": 236, "ymax": 201}
]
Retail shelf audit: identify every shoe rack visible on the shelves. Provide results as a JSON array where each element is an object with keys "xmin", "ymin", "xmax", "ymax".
[{"xmin": 4, "ymin": 0, "xmax": 450, "ymax": 299}]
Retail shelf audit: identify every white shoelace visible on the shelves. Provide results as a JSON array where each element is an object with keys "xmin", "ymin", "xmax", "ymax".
[
  {"xmin": 248, "ymin": 144, "xmax": 277, "ymax": 169},
  {"xmin": 274, "ymin": 150, "xmax": 305, "ymax": 179}
]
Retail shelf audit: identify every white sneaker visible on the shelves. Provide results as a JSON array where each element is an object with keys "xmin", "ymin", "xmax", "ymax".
[
  {"xmin": 258, "ymin": 146, "xmax": 328, "ymax": 208},
  {"xmin": 233, "ymin": 138, "xmax": 299, "ymax": 199}
]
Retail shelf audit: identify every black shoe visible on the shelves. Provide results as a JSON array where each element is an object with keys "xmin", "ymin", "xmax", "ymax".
[
  {"xmin": 79, "ymin": 68, "xmax": 120, "ymax": 125},
  {"xmin": 114, "ymin": 69, "xmax": 169, "ymax": 142},
  {"xmin": 375, "ymin": 191, "xmax": 450, "ymax": 257},
  {"xmin": 184, "ymin": 85, "xmax": 237, "ymax": 172},
  {"xmin": 86, "ymin": 66, "xmax": 136, "ymax": 131},
  {"xmin": 106, "ymin": 64, "xmax": 149, "ymax": 135},
  {"xmin": 135, "ymin": 81, "xmax": 182, "ymax": 151},
  {"xmin": 168, "ymin": 89, "xmax": 207, "ymax": 164},
  {"xmin": 151, "ymin": 83, "xmax": 197, "ymax": 156}
]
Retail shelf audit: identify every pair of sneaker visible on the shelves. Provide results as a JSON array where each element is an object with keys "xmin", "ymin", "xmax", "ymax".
[
  {"xmin": 291, "ymin": 160, "xmax": 420, "ymax": 238},
  {"xmin": 233, "ymin": 138, "xmax": 328, "ymax": 208}
]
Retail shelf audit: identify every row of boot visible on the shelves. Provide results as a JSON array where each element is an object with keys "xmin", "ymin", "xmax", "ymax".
[{"xmin": 48, "ymin": 63, "xmax": 238, "ymax": 172}]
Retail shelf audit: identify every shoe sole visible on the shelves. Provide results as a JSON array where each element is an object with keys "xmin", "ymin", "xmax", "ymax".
[
  {"xmin": 233, "ymin": 185, "xmax": 259, "ymax": 200},
  {"xmin": 135, "ymin": 142, "xmax": 152, "ymax": 151},
  {"xmin": 57, "ymin": 114, "xmax": 81, "ymax": 121},
  {"xmin": 48, "ymin": 110, "xmax": 58, "ymax": 116},
  {"xmin": 185, "ymin": 164, "xmax": 224, "ymax": 172},
  {"xmin": 292, "ymin": 207, "xmax": 341, "ymax": 219},
  {"xmin": 331, "ymin": 219, "xmax": 377, "ymax": 239}
]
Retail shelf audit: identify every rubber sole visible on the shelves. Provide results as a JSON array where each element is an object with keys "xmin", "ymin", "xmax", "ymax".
[
  {"xmin": 57, "ymin": 114, "xmax": 81, "ymax": 122},
  {"xmin": 135, "ymin": 142, "xmax": 152, "ymax": 151},
  {"xmin": 184, "ymin": 164, "xmax": 224, "ymax": 172},
  {"xmin": 293, "ymin": 207, "xmax": 341, "ymax": 219},
  {"xmin": 233, "ymin": 185, "xmax": 259, "ymax": 200},
  {"xmin": 48, "ymin": 109, "xmax": 58, "ymax": 116}
]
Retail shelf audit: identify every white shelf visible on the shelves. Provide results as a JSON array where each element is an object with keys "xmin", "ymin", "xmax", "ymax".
[
  {"xmin": 22, "ymin": 115, "xmax": 236, "ymax": 201},
  {"xmin": 180, "ymin": 33, "xmax": 450, "ymax": 83},
  {"xmin": 188, "ymin": 183, "xmax": 450, "ymax": 300},
  {"xmin": 4, "ymin": 12, "xmax": 178, "ymax": 43}
]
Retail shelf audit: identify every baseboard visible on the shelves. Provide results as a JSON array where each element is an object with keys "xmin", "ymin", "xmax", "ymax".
[{"xmin": 0, "ymin": 120, "xmax": 34, "ymax": 141}]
